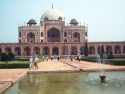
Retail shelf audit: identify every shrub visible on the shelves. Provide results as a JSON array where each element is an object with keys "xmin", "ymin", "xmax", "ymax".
[
  {"xmin": 109, "ymin": 60, "xmax": 125, "ymax": 66},
  {"xmin": 0, "ymin": 52, "xmax": 15, "ymax": 61},
  {"xmin": 106, "ymin": 52, "xmax": 113, "ymax": 59},
  {"xmin": 80, "ymin": 56, "xmax": 96, "ymax": 62},
  {"xmin": 7, "ymin": 52, "xmax": 15, "ymax": 61},
  {"xmin": 0, "ymin": 53, "xmax": 8, "ymax": 61},
  {"xmin": 0, "ymin": 63, "xmax": 29, "ymax": 69}
]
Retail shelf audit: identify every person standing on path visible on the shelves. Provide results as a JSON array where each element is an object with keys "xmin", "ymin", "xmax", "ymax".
[
  {"xmin": 34, "ymin": 55, "xmax": 39, "ymax": 70},
  {"xmin": 29, "ymin": 56, "xmax": 33, "ymax": 69}
]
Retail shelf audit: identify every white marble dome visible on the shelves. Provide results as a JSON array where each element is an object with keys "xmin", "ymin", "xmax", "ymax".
[{"xmin": 41, "ymin": 8, "xmax": 64, "ymax": 21}]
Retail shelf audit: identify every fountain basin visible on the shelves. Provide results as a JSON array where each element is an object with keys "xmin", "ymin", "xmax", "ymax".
[{"xmin": 2, "ymin": 71, "xmax": 125, "ymax": 94}]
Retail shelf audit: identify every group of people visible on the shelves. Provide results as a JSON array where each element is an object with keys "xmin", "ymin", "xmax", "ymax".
[
  {"xmin": 29, "ymin": 55, "xmax": 39, "ymax": 70},
  {"xmin": 29, "ymin": 55, "xmax": 81, "ymax": 69}
]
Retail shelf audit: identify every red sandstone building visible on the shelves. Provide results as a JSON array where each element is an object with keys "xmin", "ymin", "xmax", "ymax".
[{"xmin": 0, "ymin": 8, "xmax": 125, "ymax": 57}]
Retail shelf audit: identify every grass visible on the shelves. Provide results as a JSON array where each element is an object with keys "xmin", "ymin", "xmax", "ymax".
[
  {"xmin": 80, "ymin": 56, "xmax": 125, "ymax": 66},
  {"xmin": 0, "ymin": 60, "xmax": 29, "ymax": 69},
  {"xmin": 108, "ymin": 60, "xmax": 125, "ymax": 66},
  {"xmin": 80, "ymin": 56, "xmax": 96, "ymax": 62}
]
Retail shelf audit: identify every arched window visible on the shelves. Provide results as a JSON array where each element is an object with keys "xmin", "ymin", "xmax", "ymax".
[
  {"xmin": 114, "ymin": 45, "xmax": 121, "ymax": 54},
  {"xmin": 41, "ymin": 40, "xmax": 43, "ymax": 43},
  {"xmin": 24, "ymin": 47, "xmax": 31, "ymax": 56},
  {"xmin": 123, "ymin": 46, "xmax": 125, "ymax": 54},
  {"xmin": 73, "ymin": 32, "xmax": 80, "ymax": 42},
  {"xmin": 97, "ymin": 45, "xmax": 104, "ymax": 55},
  {"xmin": 27, "ymin": 32, "xmax": 35, "ymax": 43},
  {"xmin": 43, "ymin": 47, "xmax": 49, "ymax": 56},
  {"xmin": 64, "ymin": 39, "xmax": 67, "ymax": 42},
  {"xmin": 5, "ymin": 47, "xmax": 12, "ymax": 53},
  {"xmin": 97, "ymin": 46, "xmax": 101, "ymax": 54},
  {"xmin": 33, "ymin": 47, "xmax": 40, "ymax": 55},
  {"xmin": 80, "ymin": 47, "xmax": 84, "ymax": 55},
  {"xmin": 106, "ymin": 46, "xmax": 112, "ymax": 53},
  {"xmin": 47, "ymin": 28, "xmax": 60, "ymax": 42},
  {"xmin": 64, "ymin": 32, "xmax": 67, "ymax": 37},
  {"xmin": 41, "ymin": 32, "xmax": 43, "ymax": 37},
  {"xmin": 89, "ymin": 46, "xmax": 95, "ymax": 55},
  {"xmin": 73, "ymin": 32, "xmax": 80, "ymax": 38},
  {"xmin": 19, "ymin": 32, "xmax": 21, "ymax": 37},
  {"xmin": 71, "ymin": 46, "xmax": 77, "ymax": 55},
  {"xmin": 15, "ymin": 47, "xmax": 21, "ymax": 56},
  {"xmin": 52, "ymin": 47, "xmax": 59, "ymax": 55},
  {"xmin": 0, "ymin": 48, "xmax": 2, "ymax": 53},
  {"xmin": 62, "ymin": 46, "xmax": 68, "ymax": 55}
]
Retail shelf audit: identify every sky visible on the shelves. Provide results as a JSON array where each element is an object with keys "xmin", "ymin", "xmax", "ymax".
[{"xmin": 0, "ymin": 0, "xmax": 125, "ymax": 42}]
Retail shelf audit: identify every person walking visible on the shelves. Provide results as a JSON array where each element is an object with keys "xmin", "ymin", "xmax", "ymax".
[
  {"xmin": 34, "ymin": 55, "xmax": 39, "ymax": 70},
  {"xmin": 29, "ymin": 56, "xmax": 33, "ymax": 70}
]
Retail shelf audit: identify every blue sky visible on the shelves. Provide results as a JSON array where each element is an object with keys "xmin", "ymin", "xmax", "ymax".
[{"xmin": 0, "ymin": 0, "xmax": 125, "ymax": 42}]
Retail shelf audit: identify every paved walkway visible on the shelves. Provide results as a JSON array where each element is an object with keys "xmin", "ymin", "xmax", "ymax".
[
  {"xmin": 0, "ymin": 69, "xmax": 27, "ymax": 93},
  {"xmin": 0, "ymin": 59, "xmax": 125, "ymax": 93},
  {"xmin": 28, "ymin": 60, "xmax": 78, "ymax": 73},
  {"xmin": 65, "ymin": 60, "xmax": 125, "ymax": 71}
]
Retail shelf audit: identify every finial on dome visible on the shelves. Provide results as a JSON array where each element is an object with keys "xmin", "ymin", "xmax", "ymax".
[{"xmin": 51, "ymin": 3, "xmax": 54, "ymax": 9}]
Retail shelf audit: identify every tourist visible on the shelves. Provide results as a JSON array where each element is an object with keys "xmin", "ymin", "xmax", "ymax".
[
  {"xmin": 34, "ymin": 55, "xmax": 39, "ymax": 70},
  {"xmin": 51, "ymin": 56, "xmax": 53, "ymax": 60},
  {"xmin": 46, "ymin": 56, "xmax": 48, "ymax": 61},
  {"xmin": 70, "ymin": 56, "xmax": 73, "ymax": 61},
  {"xmin": 77, "ymin": 56, "xmax": 80, "ymax": 62},
  {"xmin": 57, "ymin": 56, "xmax": 60, "ymax": 61},
  {"xmin": 29, "ymin": 56, "xmax": 33, "ymax": 69}
]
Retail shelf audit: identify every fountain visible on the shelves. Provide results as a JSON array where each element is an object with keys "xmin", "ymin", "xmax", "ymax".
[
  {"xmin": 2, "ymin": 72, "xmax": 125, "ymax": 94},
  {"xmin": 96, "ymin": 45, "xmax": 108, "ymax": 83}
]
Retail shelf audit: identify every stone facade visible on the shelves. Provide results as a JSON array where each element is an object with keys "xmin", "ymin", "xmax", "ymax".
[{"xmin": 0, "ymin": 8, "xmax": 125, "ymax": 57}]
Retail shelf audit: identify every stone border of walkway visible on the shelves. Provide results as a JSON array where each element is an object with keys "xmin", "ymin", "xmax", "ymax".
[
  {"xmin": 0, "ymin": 81, "xmax": 12, "ymax": 94},
  {"xmin": 0, "ymin": 69, "xmax": 27, "ymax": 94}
]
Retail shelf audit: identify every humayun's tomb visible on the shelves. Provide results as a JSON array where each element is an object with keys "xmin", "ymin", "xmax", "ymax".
[{"xmin": 0, "ymin": 8, "xmax": 125, "ymax": 58}]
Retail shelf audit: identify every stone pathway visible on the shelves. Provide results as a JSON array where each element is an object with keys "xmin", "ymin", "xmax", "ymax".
[
  {"xmin": 28, "ymin": 60, "xmax": 79, "ymax": 73},
  {"xmin": 64, "ymin": 60, "xmax": 125, "ymax": 71},
  {"xmin": 0, "ymin": 69, "xmax": 27, "ymax": 93}
]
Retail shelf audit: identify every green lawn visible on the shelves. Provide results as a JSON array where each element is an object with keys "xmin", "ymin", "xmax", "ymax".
[
  {"xmin": 0, "ymin": 60, "xmax": 29, "ymax": 69},
  {"xmin": 109, "ymin": 60, "xmax": 125, "ymax": 66},
  {"xmin": 80, "ymin": 57, "xmax": 125, "ymax": 66}
]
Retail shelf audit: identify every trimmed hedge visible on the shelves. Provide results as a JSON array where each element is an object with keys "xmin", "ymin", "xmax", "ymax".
[
  {"xmin": 0, "ymin": 60, "xmax": 29, "ymax": 69},
  {"xmin": 109, "ymin": 60, "xmax": 125, "ymax": 66},
  {"xmin": 0, "ymin": 63, "xmax": 29, "ymax": 69},
  {"xmin": 0, "ymin": 52, "xmax": 15, "ymax": 61},
  {"xmin": 80, "ymin": 56, "xmax": 125, "ymax": 66},
  {"xmin": 80, "ymin": 57, "xmax": 96, "ymax": 62}
]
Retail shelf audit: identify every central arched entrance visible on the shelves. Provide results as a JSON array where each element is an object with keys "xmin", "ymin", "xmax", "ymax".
[
  {"xmin": 52, "ymin": 47, "xmax": 59, "ymax": 55},
  {"xmin": 47, "ymin": 28, "xmax": 60, "ymax": 42}
]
